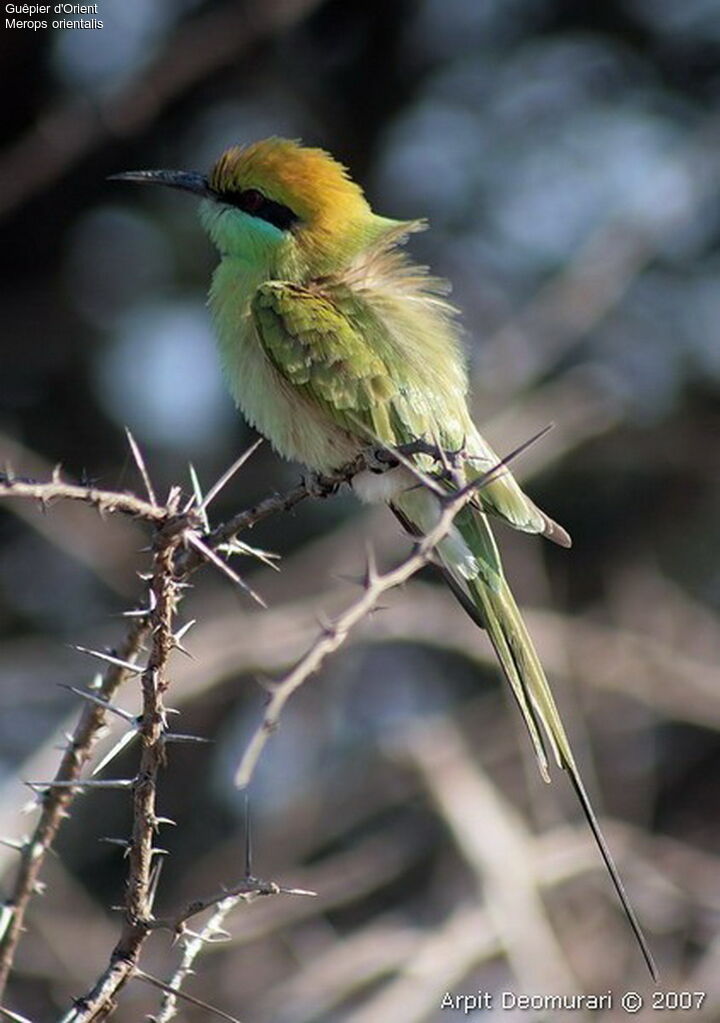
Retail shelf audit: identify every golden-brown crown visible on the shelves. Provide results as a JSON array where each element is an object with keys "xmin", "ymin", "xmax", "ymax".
[{"xmin": 210, "ymin": 138, "xmax": 370, "ymax": 225}]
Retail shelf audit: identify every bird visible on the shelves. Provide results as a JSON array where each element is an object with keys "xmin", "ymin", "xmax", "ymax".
[{"xmin": 113, "ymin": 137, "xmax": 656, "ymax": 979}]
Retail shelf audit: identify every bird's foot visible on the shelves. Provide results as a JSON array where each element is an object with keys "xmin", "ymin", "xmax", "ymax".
[
  {"xmin": 305, "ymin": 471, "xmax": 341, "ymax": 498},
  {"xmin": 363, "ymin": 446, "xmax": 399, "ymax": 474}
]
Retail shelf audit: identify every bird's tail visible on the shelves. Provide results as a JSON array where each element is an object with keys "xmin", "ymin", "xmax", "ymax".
[{"xmin": 392, "ymin": 490, "xmax": 658, "ymax": 981}]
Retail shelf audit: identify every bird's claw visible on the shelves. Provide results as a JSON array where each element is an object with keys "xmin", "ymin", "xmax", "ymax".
[
  {"xmin": 305, "ymin": 472, "xmax": 340, "ymax": 498},
  {"xmin": 363, "ymin": 446, "xmax": 398, "ymax": 474}
]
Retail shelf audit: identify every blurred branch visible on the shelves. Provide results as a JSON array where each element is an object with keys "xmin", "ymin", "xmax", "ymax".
[
  {"xmin": 392, "ymin": 716, "xmax": 577, "ymax": 993},
  {"xmin": 23, "ymin": 854, "xmax": 120, "ymax": 997},
  {"xmin": 337, "ymin": 825, "xmax": 606, "ymax": 1023},
  {"xmin": 266, "ymin": 815, "xmax": 683, "ymax": 1023},
  {"xmin": 254, "ymin": 916, "xmax": 420, "ymax": 1022},
  {"xmin": 475, "ymin": 117, "xmax": 720, "ymax": 407},
  {"xmin": 342, "ymin": 904, "xmax": 498, "ymax": 1023},
  {"xmin": 0, "ymin": 0, "xmax": 325, "ymax": 218},
  {"xmin": 0, "ymin": 1005, "xmax": 35, "ymax": 1023},
  {"xmin": 481, "ymin": 367, "xmax": 622, "ymax": 481}
]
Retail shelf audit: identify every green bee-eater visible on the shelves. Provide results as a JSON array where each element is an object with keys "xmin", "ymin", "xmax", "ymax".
[{"xmin": 114, "ymin": 138, "xmax": 656, "ymax": 978}]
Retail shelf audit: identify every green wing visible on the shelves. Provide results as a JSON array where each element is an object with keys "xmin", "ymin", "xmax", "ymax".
[
  {"xmin": 251, "ymin": 279, "xmax": 479, "ymax": 458},
  {"xmin": 252, "ymin": 281, "xmax": 404, "ymax": 445}
]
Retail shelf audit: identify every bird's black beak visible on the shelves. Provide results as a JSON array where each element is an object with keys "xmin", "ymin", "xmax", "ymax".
[{"xmin": 108, "ymin": 169, "xmax": 213, "ymax": 197}]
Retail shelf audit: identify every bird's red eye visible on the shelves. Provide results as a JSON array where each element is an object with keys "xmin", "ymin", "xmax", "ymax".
[
  {"xmin": 221, "ymin": 187, "xmax": 298, "ymax": 230},
  {"xmin": 240, "ymin": 189, "xmax": 264, "ymax": 212}
]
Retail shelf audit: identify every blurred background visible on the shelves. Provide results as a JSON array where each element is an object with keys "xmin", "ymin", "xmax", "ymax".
[{"xmin": 2, "ymin": 0, "xmax": 720, "ymax": 1019}]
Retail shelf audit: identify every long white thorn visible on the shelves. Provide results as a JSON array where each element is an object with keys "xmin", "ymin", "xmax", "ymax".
[
  {"xmin": 219, "ymin": 538, "xmax": 281, "ymax": 571},
  {"xmin": 200, "ymin": 437, "xmax": 264, "ymax": 511},
  {"xmin": 92, "ymin": 728, "xmax": 139, "ymax": 776},
  {"xmin": 184, "ymin": 532, "xmax": 266, "ymax": 608},
  {"xmin": 70, "ymin": 645, "xmax": 144, "ymax": 675},
  {"xmin": 187, "ymin": 463, "xmax": 210, "ymax": 531},
  {"xmin": 164, "ymin": 733, "xmax": 212, "ymax": 744},
  {"xmin": 0, "ymin": 837, "xmax": 26, "ymax": 852},
  {"xmin": 58, "ymin": 684, "xmax": 136, "ymax": 722},
  {"xmin": 125, "ymin": 427, "xmax": 157, "ymax": 506},
  {"xmin": 25, "ymin": 778, "xmax": 135, "ymax": 792},
  {"xmin": 121, "ymin": 589, "xmax": 157, "ymax": 618},
  {"xmin": 0, "ymin": 907, "xmax": 14, "ymax": 944},
  {"xmin": 173, "ymin": 618, "xmax": 196, "ymax": 643},
  {"xmin": 0, "ymin": 1002, "xmax": 36, "ymax": 1023}
]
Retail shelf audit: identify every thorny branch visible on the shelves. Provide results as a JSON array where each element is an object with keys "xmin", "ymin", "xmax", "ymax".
[{"xmin": 0, "ymin": 436, "xmax": 478, "ymax": 1019}]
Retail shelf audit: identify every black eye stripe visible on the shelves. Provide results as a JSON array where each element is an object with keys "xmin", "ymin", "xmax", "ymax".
[{"xmin": 216, "ymin": 188, "xmax": 298, "ymax": 231}]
